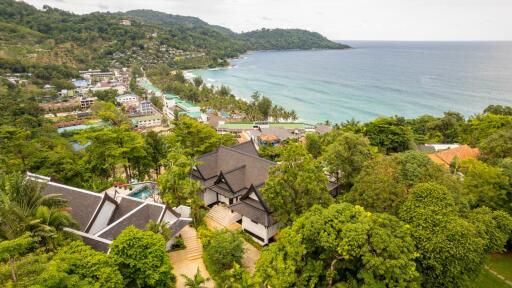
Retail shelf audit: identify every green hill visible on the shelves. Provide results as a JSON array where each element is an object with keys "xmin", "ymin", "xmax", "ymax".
[
  {"xmin": 240, "ymin": 28, "xmax": 349, "ymax": 50},
  {"xmin": 0, "ymin": 0, "xmax": 349, "ymax": 72}
]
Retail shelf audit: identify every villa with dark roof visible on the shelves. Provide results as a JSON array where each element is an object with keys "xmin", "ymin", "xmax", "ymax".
[
  {"xmin": 191, "ymin": 141, "xmax": 279, "ymax": 244},
  {"xmin": 27, "ymin": 173, "xmax": 191, "ymax": 252}
]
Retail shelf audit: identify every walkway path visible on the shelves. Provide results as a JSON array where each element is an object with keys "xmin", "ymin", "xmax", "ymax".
[
  {"xmin": 169, "ymin": 226, "xmax": 214, "ymax": 288},
  {"xmin": 485, "ymin": 266, "xmax": 512, "ymax": 287}
]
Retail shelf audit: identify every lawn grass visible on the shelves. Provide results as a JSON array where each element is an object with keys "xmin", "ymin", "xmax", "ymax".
[
  {"xmin": 471, "ymin": 269, "xmax": 510, "ymax": 288},
  {"xmin": 487, "ymin": 253, "xmax": 512, "ymax": 281}
]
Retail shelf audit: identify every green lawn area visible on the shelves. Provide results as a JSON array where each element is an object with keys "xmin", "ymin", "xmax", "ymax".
[
  {"xmin": 472, "ymin": 253, "xmax": 512, "ymax": 288},
  {"xmin": 487, "ymin": 253, "xmax": 512, "ymax": 281},
  {"xmin": 472, "ymin": 269, "xmax": 510, "ymax": 288}
]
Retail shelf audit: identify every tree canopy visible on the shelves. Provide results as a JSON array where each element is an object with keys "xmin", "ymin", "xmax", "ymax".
[
  {"xmin": 256, "ymin": 203, "xmax": 420, "ymax": 288},
  {"xmin": 109, "ymin": 226, "xmax": 175, "ymax": 288},
  {"xmin": 260, "ymin": 143, "xmax": 333, "ymax": 226}
]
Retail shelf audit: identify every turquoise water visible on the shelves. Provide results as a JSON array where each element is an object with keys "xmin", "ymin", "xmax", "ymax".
[
  {"xmin": 193, "ymin": 41, "xmax": 512, "ymax": 123},
  {"xmin": 57, "ymin": 123, "xmax": 103, "ymax": 133},
  {"xmin": 130, "ymin": 188, "xmax": 156, "ymax": 200}
]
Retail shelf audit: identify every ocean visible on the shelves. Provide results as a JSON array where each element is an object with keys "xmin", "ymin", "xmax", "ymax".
[{"xmin": 191, "ymin": 41, "xmax": 512, "ymax": 123}]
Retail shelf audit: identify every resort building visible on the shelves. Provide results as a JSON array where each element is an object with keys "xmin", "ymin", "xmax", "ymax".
[
  {"xmin": 426, "ymin": 144, "xmax": 480, "ymax": 168},
  {"xmin": 191, "ymin": 141, "xmax": 278, "ymax": 245},
  {"xmin": 216, "ymin": 121, "xmax": 315, "ymax": 136},
  {"xmin": 163, "ymin": 93, "xmax": 206, "ymax": 122},
  {"xmin": 115, "ymin": 94, "xmax": 139, "ymax": 106},
  {"xmin": 27, "ymin": 173, "xmax": 191, "ymax": 252},
  {"xmin": 131, "ymin": 114, "xmax": 163, "ymax": 128},
  {"xmin": 80, "ymin": 96, "xmax": 97, "ymax": 109},
  {"xmin": 138, "ymin": 100, "xmax": 155, "ymax": 115},
  {"xmin": 243, "ymin": 127, "xmax": 297, "ymax": 148},
  {"xmin": 418, "ymin": 143, "xmax": 461, "ymax": 153}
]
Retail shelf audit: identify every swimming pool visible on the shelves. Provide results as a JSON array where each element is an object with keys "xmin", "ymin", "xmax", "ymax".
[{"xmin": 129, "ymin": 184, "xmax": 159, "ymax": 200}]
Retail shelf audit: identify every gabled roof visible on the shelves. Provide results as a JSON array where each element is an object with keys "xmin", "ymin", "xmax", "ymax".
[
  {"xmin": 41, "ymin": 182, "xmax": 103, "ymax": 231},
  {"xmin": 109, "ymin": 195, "xmax": 145, "ymax": 223},
  {"xmin": 195, "ymin": 141, "xmax": 274, "ymax": 188},
  {"xmin": 84, "ymin": 192, "xmax": 118, "ymax": 233},
  {"xmin": 427, "ymin": 144, "xmax": 480, "ymax": 167},
  {"xmin": 96, "ymin": 203, "xmax": 164, "ymax": 240},
  {"xmin": 214, "ymin": 165, "xmax": 247, "ymax": 193},
  {"xmin": 28, "ymin": 173, "xmax": 191, "ymax": 252},
  {"xmin": 231, "ymin": 141, "xmax": 259, "ymax": 156},
  {"xmin": 230, "ymin": 185, "xmax": 276, "ymax": 227}
]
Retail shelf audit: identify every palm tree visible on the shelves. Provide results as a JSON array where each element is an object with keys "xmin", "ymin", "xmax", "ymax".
[
  {"xmin": 0, "ymin": 173, "xmax": 77, "ymax": 247},
  {"xmin": 146, "ymin": 220, "xmax": 172, "ymax": 242},
  {"xmin": 182, "ymin": 268, "xmax": 209, "ymax": 288}
]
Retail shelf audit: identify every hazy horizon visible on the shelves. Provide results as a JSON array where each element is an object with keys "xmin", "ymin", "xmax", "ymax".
[{"xmin": 23, "ymin": 0, "xmax": 512, "ymax": 42}]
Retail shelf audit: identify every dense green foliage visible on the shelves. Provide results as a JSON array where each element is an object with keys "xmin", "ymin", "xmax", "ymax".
[
  {"xmin": 167, "ymin": 116, "xmax": 236, "ymax": 157},
  {"xmin": 345, "ymin": 151, "xmax": 462, "ymax": 215},
  {"xmin": 147, "ymin": 68, "xmax": 298, "ymax": 121},
  {"xmin": 320, "ymin": 132, "xmax": 373, "ymax": 191},
  {"xmin": 398, "ymin": 183, "xmax": 511, "ymax": 288},
  {"xmin": 460, "ymin": 159, "xmax": 511, "ymax": 212},
  {"xmin": 261, "ymin": 143, "xmax": 333, "ymax": 226},
  {"xmin": 110, "ymin": 226, "xmax": 175, "ymax": 288},
  {"xmin": 256, "ymin": 203, "xmax": 420, "ymax": 287},
  {"xmin": 201, "ymin": 229, "xmax": 244, "ymax": 281}
]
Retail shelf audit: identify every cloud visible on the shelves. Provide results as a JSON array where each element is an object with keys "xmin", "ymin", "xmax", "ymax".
[
  {"xmin": 22, "ymin": 0, "xmax": 512, "ymax": 40},
  {"xmin": 96, "ymin": 3, "xmax": 109, "ymax": 10}
]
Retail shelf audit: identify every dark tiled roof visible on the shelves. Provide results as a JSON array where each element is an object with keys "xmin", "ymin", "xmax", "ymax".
[
  {"xmin": 42, "ymin": 182, "xmax": 103, "ymax": 231},
  {"xmin": 195, "ymin": 142, "xmax": 275, "ymax": 191},
  {"xmin": 231, "ymin": 198, "xmax": 276, "ymax": 227},
  {"xmin": 230, "ymin": 187, "xmax": 276, "ymax": 227},
  {"xmin": 109, "ymin": 196, "xmax": 144, "ymax": 224},
  {"xmin": 170, "ymin": 219, "xmax": 191, "ymax": 237},
  {"xmin": 81, "ymin": 234, "xmax": 111, "ymax": 253},
  {"xmin": 231, "ymin": 141, "xmax": 259, "ymax": 156},
  {"xmin": 98, "ymin": 204, "xmax": 164, "ymax": 240},
  {"xmin": 222, "ymin": 166, "xmax": 247, "ymax": 192}
]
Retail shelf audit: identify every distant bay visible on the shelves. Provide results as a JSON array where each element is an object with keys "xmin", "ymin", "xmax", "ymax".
[{"xmin": 191, "ymin": 41, "xmax": 512, "ymax": 123}]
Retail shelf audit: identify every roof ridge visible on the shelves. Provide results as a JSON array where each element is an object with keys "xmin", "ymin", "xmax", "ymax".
[
  {"xmin": 95, "ymin": 203, "xmax": 148, "ymax": 236},
  {"xmin": 222, "ymin": 145, "xmax": 276, "ymax": 165},
  {"xmin": 222, "ymin": 164, "xmax": 247, "ymax": 174}
]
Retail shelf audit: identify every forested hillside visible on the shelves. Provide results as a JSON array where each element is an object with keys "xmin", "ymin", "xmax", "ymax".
[{"xmin": 0, "ymin": 0, "xmax": 348, "ymax": 72}]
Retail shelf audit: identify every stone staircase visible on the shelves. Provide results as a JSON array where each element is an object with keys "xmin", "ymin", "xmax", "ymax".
[
  {"xmin": 206, "ymin": 204, "xmax": 241, "ymax": 227},
  {"xmin": 180, "ymin": 226, "xmax": 203, "ymax": 260}
]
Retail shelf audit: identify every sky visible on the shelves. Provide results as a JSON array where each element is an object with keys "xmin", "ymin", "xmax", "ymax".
[{"xmin": 23, "ymin": 0, "xmax": 512, "ymax": 41}]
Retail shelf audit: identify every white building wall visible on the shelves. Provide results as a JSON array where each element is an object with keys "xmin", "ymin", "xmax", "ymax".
[
  {"xmin": 266, "ymin": 223, "xmax": 279, "ymax": 239},
  {"xmin": 218, "ymin": 194, "xmax": 230, "ymax": 205},
  {"xmin": 88, "ymin": 201, "xmax": 116, "ymax": 234},
  {"xmin": 203, "ymin": 189, "xmax": 217, "ymax": 206},
  {"xmin": 241, "ymin": 216, "xmax": 270, "ymax": 245},
  {"xmin": 162, "ymin": 209, "xmax": 178, "ymax": 224}
]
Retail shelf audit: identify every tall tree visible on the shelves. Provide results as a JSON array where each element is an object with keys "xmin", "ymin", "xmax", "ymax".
[
  {"xmin": 345, "ymin": 151, "xmax": 462, "ymax": 215},
  {"xmin": 398, "ymin": 183, "xmax": 488, "ymax": 288},
  {"xmin": 320, "ymin": 132, "xmax": 372, "ymax": 191},
  {"xmin": 110, "ymin": 227, "xmax": 175, "ymax": 288},
  {"xmin": 0, "ymin": 233, "xmax": 34, "ymax": 285},
  {"xmin": 304, "ymin": 133, "xmax": 323, "ymax": 158},
  {"xmin": 365, "ymin": 116, "xmax": 413, "ymax": 154},
  {"xmin": 202, "ymin": 230, "xmax": 244, "ymax": 278},
  {"xmin": 168, "ymin": 117, "xmax": 236, "ymax": 157},
  {"xmin": 260, "ymin": 143, "xmax": 333, "ymax": 226},
  {"xmin": 460, "ymin": 159, "xmax": 511, "ymax": 212},
  {"xmin": 255, "ymin": 203, "xmax": 420, "ymax": 288},
  {"xmin": 479, "ymin": 128, "xmax": 512, "ymax": 161},
  {"xmin": 0, "ymin": 173, "xmax": 76, "ymax": 245},
  {"xmin": 144, "ymin": 131, "xmax": 168, "ymax": 175},
  {"xmin": 90, "ymin": 101, "xmax": 128, "ymax": 126}
]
